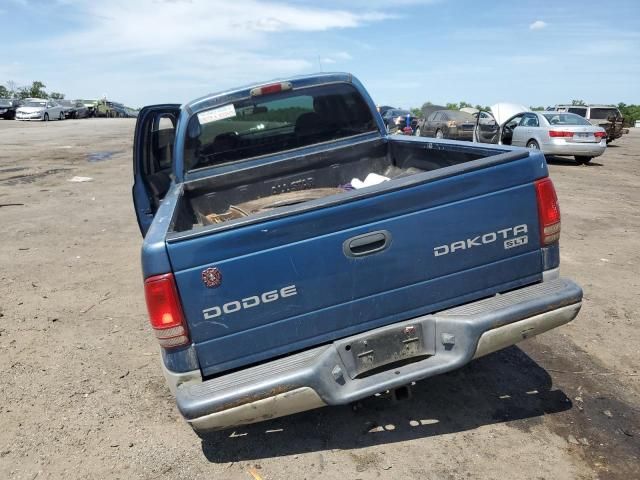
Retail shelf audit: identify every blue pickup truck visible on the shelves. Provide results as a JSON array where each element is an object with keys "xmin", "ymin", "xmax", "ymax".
[{"xmin": 133, "ymin": 73, "xmax": 582, "ymax": 434}]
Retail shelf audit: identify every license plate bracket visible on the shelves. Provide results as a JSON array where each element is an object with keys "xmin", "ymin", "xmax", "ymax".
[
  {"xmin": 573, "ymin": 132, "xmax": 592, "ymax": 141},
  {"xmin": 335, "ymin": 319, "xmax": 436, "ymax": 379}
]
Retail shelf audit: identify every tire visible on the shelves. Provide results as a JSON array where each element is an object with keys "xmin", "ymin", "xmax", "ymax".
[
  {"xmin": 43, "ymin": 113, "xmax": 49, "ymax": 122},
  {"xmin": 526, "ymin": 140, "xmax": 540, "ymax": 150},
  {"xmin": 435, "ymin": 129, "xmax": 443, "ymax": 139},
  {"xmin": 414, "ymin": 127, "xmax": 421, "ymax": 137},
  {"xmin": 575, "ymin": 156, "xmax": 592, "ymax": 164}
]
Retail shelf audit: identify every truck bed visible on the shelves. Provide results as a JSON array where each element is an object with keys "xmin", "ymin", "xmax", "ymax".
[{"xmin": 170, "ymin": 137, "xmax": 507, "ymax": 234}]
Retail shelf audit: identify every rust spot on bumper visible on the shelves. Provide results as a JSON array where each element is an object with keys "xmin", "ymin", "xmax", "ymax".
[{"xmin": 211, "ymin": 385, "xmax": 297, "ymax": 413}]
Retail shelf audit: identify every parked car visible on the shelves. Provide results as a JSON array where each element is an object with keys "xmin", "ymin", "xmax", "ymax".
[
  {"xmin": 381, "ymin": 108, "xmax": 414, "ymax": 134},
  {"xmin": 415, "ymin": 109, "xmax": 476, "ymax": 140},
  {"xmin": 377, "ymin": 105, "xmax": 394, "ymax": 116},
  {"xmin": 475, "ymin": 106, "xmax": 606, "ymax": 164},
  {"xmin": 58, "ymin": 100, "xmax": 90, "ymax": 119},
  {"xmin": 15, "ymin": 99, "xmax": 65, "ymax": 121},
  {"xmin": 78, "ymin": 99, "xmax": 98, "ymax": 117},
  {"xmin": 0, "ymin": 98, "xmax": 21, "ymax": 120},
  {"xmin": 124, "ymin": 107, "xmax": 139, "ymax": 118},
  {"xmin": 95, "ymin": 99, "xmax": 128, "ymax": 118},
  {"xmin": 132, "ymin": 73, "xmax": 582, "ymax": 434},
  {"xmin": 551, "ymin": 104, "xmax": 624, "ymax": 143},
  {"xmin": 111, "ymin": 103, "xmax": 128, "ymax": 117}
]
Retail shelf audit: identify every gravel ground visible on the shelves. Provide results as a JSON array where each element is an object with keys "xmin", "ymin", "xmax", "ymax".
[{"xmin": 0, "ymin": 118, "xmax": 638, "ymax": 479}]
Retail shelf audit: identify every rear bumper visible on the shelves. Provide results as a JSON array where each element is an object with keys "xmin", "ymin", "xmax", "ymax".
[
  {"xmin": 175, "ymin": 277, "xmax": 582, "ymax": 433},
  {"xmin": 543, "ymin": 141, "xmax": 606, "ymax": 157}
]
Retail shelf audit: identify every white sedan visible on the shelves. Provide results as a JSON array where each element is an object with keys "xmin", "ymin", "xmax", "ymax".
[
  {"xmin": 474, "ymin": 103, "xmax": 607, "ymax": 164},
  {"xmin": 15, "ymin": 99, "xmax": 65, "ymax": 121}
]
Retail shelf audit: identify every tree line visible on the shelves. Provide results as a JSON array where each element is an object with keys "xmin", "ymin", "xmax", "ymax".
[{"xmin": 0, "ymin": 80, "xmax": 65, "ymax": 100}]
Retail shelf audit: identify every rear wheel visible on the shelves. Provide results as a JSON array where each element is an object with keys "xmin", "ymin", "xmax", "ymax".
[
  {"xmin": 575, "ymin": 156, "xmax": 592, "ymax": 164},
  {"xmin": 435, "ymin": 129, "xmax": 443, "ymax": 139},
  {"xmin": 526, "ymin": 140, "xmax": 540, "ymax": 150}
]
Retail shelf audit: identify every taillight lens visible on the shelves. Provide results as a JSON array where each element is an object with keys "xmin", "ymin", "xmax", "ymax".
[
  {"xmin": 548, "ymin": 130, "xmax": 574, "ymax": 138},
  {"xmin": 535, "ymin": 178, "xmax": 561, "ymax": 245},
  {"xmin": 144, "ymin": 273, "xmax": 190, "ymax": 348},
  {"xmin": 594, "ymin": 131, "xmax": 607, "ymax": 140}
]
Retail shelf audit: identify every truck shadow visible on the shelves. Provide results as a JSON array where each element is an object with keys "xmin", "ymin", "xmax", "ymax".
[{"xmin": 200, "ymin": 346, "xmax": 571, "ymax": 462}]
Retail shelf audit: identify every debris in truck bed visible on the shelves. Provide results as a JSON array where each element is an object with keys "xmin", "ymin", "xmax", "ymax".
[
  {"xmin": 203, "ymin": 188, "xmax": 345, "ymax": 224},
  {"xmin": 205, "ymin": 205, "xmax": 249, "ymax": 224},
  {"xmin": 350, "ymin": 172, "xmax": 390, "ymax": 189}
]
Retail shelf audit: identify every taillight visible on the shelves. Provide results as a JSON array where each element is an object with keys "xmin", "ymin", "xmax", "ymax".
[
  {"xmin": 250, "ymin": 81, "xmax": 292, "ymax": 97},
  {"xmin": 594, "ymin": 131, "xmax": 607, "ymax": 140},
  {"xmin": 535, "ymin": 178, "xmax": 561, "ymax": 245},
  {"xmin": 144, "ymin": 273, "xmax": 190, "ymax": 348},
  {"xmin": 548, "ymin": 130, "xmax": 574, "ymax": 138}
]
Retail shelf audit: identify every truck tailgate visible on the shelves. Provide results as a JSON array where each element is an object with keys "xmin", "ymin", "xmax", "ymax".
[{"xmin": 167, "ymin": 154, "xmax": 545, "ymax": 376}]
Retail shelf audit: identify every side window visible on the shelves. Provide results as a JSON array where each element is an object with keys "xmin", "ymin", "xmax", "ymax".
[
  {"xmin": 152, "ymin": 115, "xmax": 176, "ymax": 171},
  {"xmin": 432, "ymin": 112, "xmax": 441, "ymax": 121},
  {"xmin": 519, "ymin": 114, "xmax": 539, "ymax": 127},
  {"xmin": 507, "ymin": 115, "xmax": 523, "ymax": 129}
]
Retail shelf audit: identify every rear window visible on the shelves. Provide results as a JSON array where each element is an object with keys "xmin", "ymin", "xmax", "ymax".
[
  {"xmin": 543, "ymin": 113, "xmax": 591, "ymax": 126},
  {"xmin": 184, "ymin": 83, "xmax": 376, "ymax": 171},
  {"xmin": 446, "ymin": 111, "xmax": 474, "ymax": 122},
  {"xmin": 589, "ymin": 108, "xmax": 620, "ymax": 120},
  {"xmin": 567, "ymin": 107, "xmax": 587, "ymax": 117}
]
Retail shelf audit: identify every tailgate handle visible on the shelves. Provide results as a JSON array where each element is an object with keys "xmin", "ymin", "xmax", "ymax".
[{"xmin": 344, "ymin": 230, "xmax": 391, "ymax": 257}]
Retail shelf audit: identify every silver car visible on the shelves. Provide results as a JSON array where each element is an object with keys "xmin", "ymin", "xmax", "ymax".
[
  {"xmin": 475, "ymin": 109, "xmax": 606, "ymax": 164},
  {"xmin": 15, "ymin": 99, "xmax": 65, "ymax": 121}
]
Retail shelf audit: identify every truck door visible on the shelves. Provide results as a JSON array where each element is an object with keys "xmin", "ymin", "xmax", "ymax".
[{"xmin": 132, "ymin": 104, "xmax": 181, "ymax": 236}]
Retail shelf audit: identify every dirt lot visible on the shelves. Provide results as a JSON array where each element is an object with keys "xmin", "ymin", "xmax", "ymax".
[{"xmin": 1, "ymin": 118, "xmax": 638, "ymax": 480}]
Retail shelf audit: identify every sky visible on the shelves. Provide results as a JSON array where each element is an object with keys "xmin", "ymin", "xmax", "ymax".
[{"xmin": 1, "ymin": 0, "xmax": 639, "ymax": 108}]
